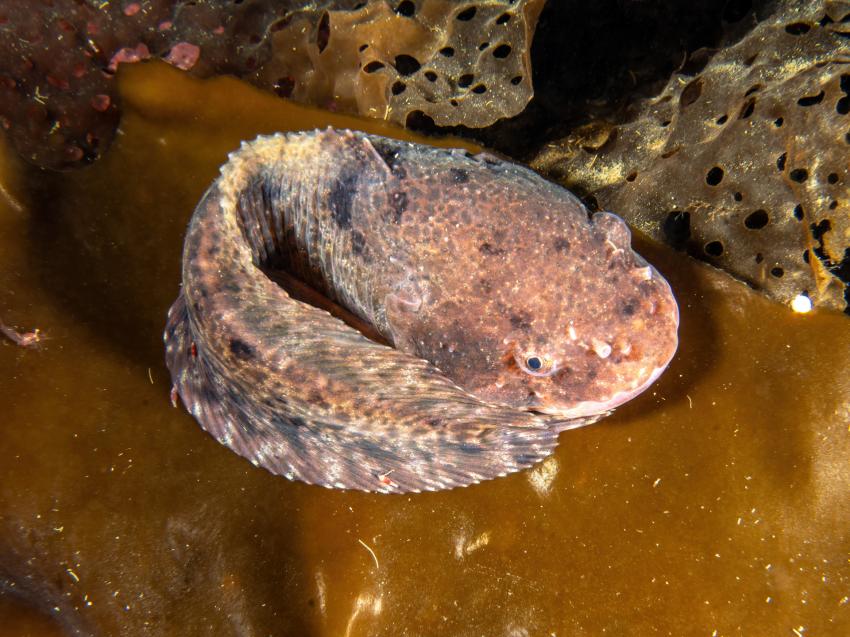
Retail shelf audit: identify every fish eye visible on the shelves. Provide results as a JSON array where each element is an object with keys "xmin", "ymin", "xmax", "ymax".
[{"xmin": 515, "ymin": 352, "xmax": 557, "ymax": 377}]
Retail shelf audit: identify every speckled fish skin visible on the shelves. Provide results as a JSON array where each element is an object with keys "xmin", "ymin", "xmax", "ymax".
[{"xmin": 163, "ymin": 128, "xmax": 679, "ymax": 493}]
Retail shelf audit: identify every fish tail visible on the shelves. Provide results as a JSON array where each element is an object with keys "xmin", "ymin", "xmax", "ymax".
[{"xmin": 165, "ymin": 293, "xmax": 558, "ymax": 493}]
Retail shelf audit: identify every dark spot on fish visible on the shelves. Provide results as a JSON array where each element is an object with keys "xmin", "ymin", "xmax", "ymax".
[
  {"xmin": 479, "ymin": 242, "xmax": 505, "ymax": 256},
  {"xmin": 343, "ymin": 135, "xmax": 373, "ymax": 164},
  {"xmin": 510, "ymin": 312, "xmax": 531, "ymax": 331},
  {"xmin": 369, "ymin": 138, "xmax": 400, "ymax": 169},
  {"xmin": 417, "ymin": 448, "xmax": 436, "ymax": 463},
  {"xmin": 308, "ymin": 390, "xmax": 330, "ymax": 409},
  {"xmin": 229, "ymin": 339, "xmax": 255, "ymax": 360},
  {"xmin": 622, "ymin": 300, "xmax": 637, "ymax": 316},
  {"xmin": 479, "ymin": 278, "xmax": 492, "ymax": 293},
  {"xmin": 186, "ymin": 244, "xmax": 201, "ymax": 260},
  {"xmin": 369, "ymin": 137, "xmax": 407, "ymax": 178},
  {"xmin": 553, "ymin": 237, "xmax": 570, "ymax": 253},
  {"xmin": 449, "ymin": 168, "xmax": 469, "ymax": 184},
  {"xmin": 328, "ymin": 170, "xmax": 358, "ymax": 228},
  {"xmin": 352, "ymin": 439, "xmax": 397, "ymax": 462},
  {"xmin": 284, "ymin": 365, "xmax": 307, "ymax": 384},
  {"xmin": 350, "ymin": 229, "xmax": 366, "ymax": 255},
  {"xmin": 514, "ymin": 452, "xmax": 542, "ymax": 464},
  {"xmin": 288, "ymin": 415, "xmax": 307, "ymax": 428},
  {"xmin": 223, "ymin": 281, "xmax": 242, "ymax": 294},
  {"xmin": 265, "ymin": 395, "xmax": 288, "ymax": 409},
  {"xmin": 206, "ymin": 244, "xmax": 221, "ymax": 257},
  {"xmin": 551, "ymin": 368, "xmax": 569, "ymax": 384},
  {"xmin": 390, "ymin": 191, "xmax": 408, "ymax": 223},
  {"xmin": 426, "ymin": 418, "xmax": 442, "ymax": 428},
  {"xmin": 458, "ymin": 442, "xmax": 483, "ymax": 455}
]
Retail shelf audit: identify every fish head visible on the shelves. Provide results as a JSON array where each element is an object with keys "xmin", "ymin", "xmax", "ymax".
[
  {"xmin": 506, "ymin": 211, "xmax": 680, "ymax": 421},
  {"xmin": 419, "ymin": 207, "xmax": 679, "ymax": 422}
]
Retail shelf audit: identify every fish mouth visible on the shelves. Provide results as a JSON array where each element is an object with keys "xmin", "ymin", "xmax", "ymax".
[
  {"xmin": 527, "ymin": 290, "xmax": 680, "ymax": 422},
  {"xmin": 525, "ymin": 361, "xmax": 672, "ymax": 421}
]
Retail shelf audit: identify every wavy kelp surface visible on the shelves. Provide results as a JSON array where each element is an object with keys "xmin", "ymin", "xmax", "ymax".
[{"xmin": 0, "ymin": 63, "xmax": 848, "ymax": 635}]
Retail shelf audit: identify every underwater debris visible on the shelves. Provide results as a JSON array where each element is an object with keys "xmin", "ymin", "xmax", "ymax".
[
  {"xmin": 0, "ymin": 320, "xmax": 46, "ymax": 348},
  {"xmin": 532, "ymin": 0, "xmax": 850, "ymax": 314}
]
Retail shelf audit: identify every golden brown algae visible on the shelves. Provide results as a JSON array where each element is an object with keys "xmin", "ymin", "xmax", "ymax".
[
  {"xmin": 1, "ymin": 63, "xmax": 848, "ymax": 636},
  {"xmin": 164, "ymin": 129, "xmax": 678, "ymax": 493}
]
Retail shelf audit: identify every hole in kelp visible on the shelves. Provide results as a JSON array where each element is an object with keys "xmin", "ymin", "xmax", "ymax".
[
  {"xmin": 706, "ymin": 166, "xmax": 724, "ymax": 185},
  {"xmin": 704, "ymin": 240, "xmax": 724, "ymax": 256},
  {"xmin": 662, "ymin": 211, "xmax": 691, "ymax": 249},
  {"xmin": 744, "ymin": 209, "xmax": 769, "ymax": 229}
]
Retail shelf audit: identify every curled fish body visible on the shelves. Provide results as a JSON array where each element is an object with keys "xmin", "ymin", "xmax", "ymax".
[{"xmin": 163, "ymin": 129, "xmax": 679, "ymax": 493}]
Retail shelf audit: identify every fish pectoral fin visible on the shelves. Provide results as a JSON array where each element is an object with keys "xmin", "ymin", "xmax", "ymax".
[{"xmin": 384, "ymin": 289, "xmax": 423, "ymax": 355}]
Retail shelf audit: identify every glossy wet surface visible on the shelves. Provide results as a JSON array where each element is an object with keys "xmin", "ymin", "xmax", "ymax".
[{"xmin": 1, "ymin": 63, "xmax": 848, "ymax": 636}]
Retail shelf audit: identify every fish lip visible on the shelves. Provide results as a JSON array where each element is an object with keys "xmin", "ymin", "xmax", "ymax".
[{"xmin": 526, "ymin": 360, "xmax": 674, "ymax": 420}]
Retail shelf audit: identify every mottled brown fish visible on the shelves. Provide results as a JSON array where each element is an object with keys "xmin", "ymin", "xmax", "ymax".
[{"xmin": 164, "ymin": 129, "xmax": 678, "ymax": 493}]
